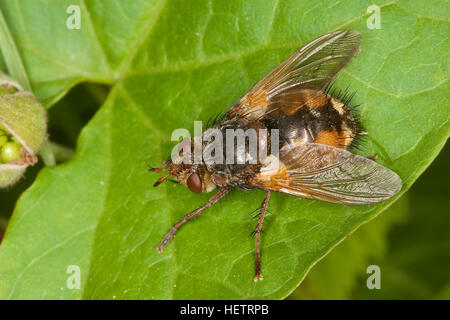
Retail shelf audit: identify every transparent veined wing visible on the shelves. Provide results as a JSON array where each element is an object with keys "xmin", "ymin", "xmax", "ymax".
[
  {"xmin": 227, "ymin": 30, "xmax": 361, "ymax": 121},
  {"xmin": 248, "ymin": 141, "xmax": 402, "ymax": 205}
]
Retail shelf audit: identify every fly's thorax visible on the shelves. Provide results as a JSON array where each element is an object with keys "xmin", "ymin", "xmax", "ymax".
[{"xmin": 202, "ymin": 119, "xmax": 268, "ymax": 187}]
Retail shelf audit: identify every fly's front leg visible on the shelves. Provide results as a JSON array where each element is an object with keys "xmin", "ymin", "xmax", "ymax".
[
  {"xmin": 157, "ymin": 187, "xmax": 232, "ymax": 252},
  {"xmin": 254, "ymin": 191, "xmax": 271, "ymax": 282}
]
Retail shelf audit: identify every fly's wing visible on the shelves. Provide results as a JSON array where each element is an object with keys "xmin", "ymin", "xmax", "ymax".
[
  {"xmin": 227, "ymin": 30, "xmax": 361, "ymax": 120},
  {"xmin": 248, "ymin": 142, "xmax": 402, "ymax": 205}
]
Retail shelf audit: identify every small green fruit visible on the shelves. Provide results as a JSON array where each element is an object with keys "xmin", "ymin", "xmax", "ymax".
[
  {"xmin": 0, "ymin": 134, "xmax": 7, "ymax": 147},
  {"xmin": 2, "ymin": 142, "xmax": 22, "ymax": 163}
]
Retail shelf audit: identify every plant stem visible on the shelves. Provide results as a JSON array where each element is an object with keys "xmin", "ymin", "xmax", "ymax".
[
  {"xmin": 0, "ymin": 8, "xmax": 31, "ymax": 91},
  {"xmin": 39, "ymin": 140, "xmax": 56, "ymax": 166},
  {"xmin": 49, "ymin": 141, "xmax": 75, "ymax": 163}
]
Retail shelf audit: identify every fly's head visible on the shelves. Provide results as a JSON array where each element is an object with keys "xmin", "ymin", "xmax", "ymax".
[{"xmin": 150, "ymin": 138, "xmax": 217, "ymax": 194}]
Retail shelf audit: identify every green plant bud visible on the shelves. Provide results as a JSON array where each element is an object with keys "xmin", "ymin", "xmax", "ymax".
[
  {"xmin": 0, "ymin": 163, "xmax": 27, "ymax": 188},
  {"xmin": 0, "ymin": 92, "xmax": 47, "ymax": 155},
  {"xmin": 0, "ymin": 89, "xmax": 47, "ymax": 187},
  {"xmin": 0, "ymin": 159, "xmax": 28, "ymax": 186},
  {"xmin": 0, "ymin": 83, "xmax": 19, "ymax": 95},
  {"xmin": 0, "ymin": 73, "xmax": 23, "ymax": 95}
]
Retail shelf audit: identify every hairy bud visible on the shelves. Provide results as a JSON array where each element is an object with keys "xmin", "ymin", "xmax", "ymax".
[{"xmin": 0, "ymin": 75, "xmax": 47, "ymax": 187}]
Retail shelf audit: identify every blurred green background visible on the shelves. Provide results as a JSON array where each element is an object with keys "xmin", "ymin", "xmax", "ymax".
[{"xmin": 0, "ymin": 82, "xmax": 448, "ymax": 299}]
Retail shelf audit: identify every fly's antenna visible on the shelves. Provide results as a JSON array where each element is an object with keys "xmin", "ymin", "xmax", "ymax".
[
  {"xmin": 153, "ymin": 174, "xmax": 170, "ymax": 187},
  {"xmin": 147, "ymin": 165, "xmax": 169, "ymax": 173},
  {"xmin": 147, "ymin": 163, "xmax": 171, "ymax": 187}
]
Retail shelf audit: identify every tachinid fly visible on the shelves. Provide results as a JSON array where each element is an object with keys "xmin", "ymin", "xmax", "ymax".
[{"xmin": 150, "ymin": 30, "xmax": 402, "ymax": 281}]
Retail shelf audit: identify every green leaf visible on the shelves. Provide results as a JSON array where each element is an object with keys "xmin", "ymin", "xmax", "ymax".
[
  {"xmin": 0, "ymin": 0, "xmax": 448, "ymax": 299},
  {"xmin": 0, "ymin": 8, "xmax": 31, "ymax": 90},
  {"xmin": 0, "ymin": 0, "xmax": 163, "ymax": 107}
]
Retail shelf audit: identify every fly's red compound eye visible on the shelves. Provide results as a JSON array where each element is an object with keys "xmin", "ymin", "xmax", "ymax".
[{"xmin": 187, "ymin": 173, "xmax": 202, "ymax": 193}]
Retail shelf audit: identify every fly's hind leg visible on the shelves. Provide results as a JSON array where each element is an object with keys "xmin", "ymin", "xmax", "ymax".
[
  {"xmin": 157, "ymin": 187, "xmax": 231, "ymax": 252},
  {"xmin": 253, "ymin": 191, "xmax": 271, "ymax": 282}
]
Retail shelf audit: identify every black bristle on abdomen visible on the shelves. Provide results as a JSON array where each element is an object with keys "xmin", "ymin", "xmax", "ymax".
[{"xmin": 325, "ymin": 80, "xmax": 366, "ymax": 152}]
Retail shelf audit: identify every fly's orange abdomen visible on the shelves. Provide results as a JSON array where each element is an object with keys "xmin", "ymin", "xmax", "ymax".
[{"xmin": 268, "ymin": 90, "xmax": 362, "ymax": 150}]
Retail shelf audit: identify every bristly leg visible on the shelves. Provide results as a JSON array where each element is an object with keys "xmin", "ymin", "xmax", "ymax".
[
  {"xmin": 254, "ymin": 191, "xmax": 271, "ymax": 282},
  {"xmin": 156, "ymin": 187, "xmax": 232, "ymax": 252}
]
